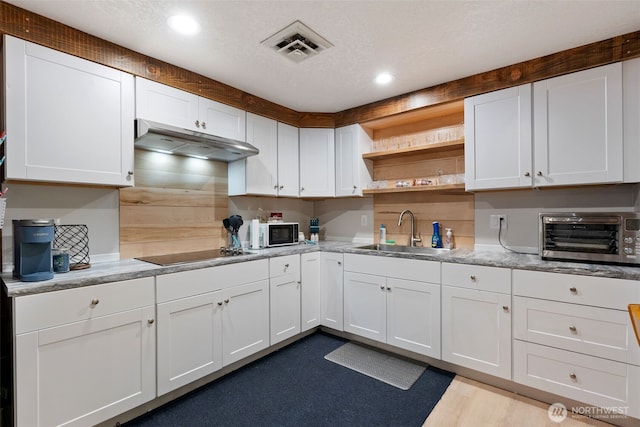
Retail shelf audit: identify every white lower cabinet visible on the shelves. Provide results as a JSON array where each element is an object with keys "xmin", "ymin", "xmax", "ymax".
[
  {"xmin": 156, "ymin": 260, "xmax": 269, "ymax": 395},
  {"xmin": 441, "ymin": 263, "xmax": 511, "ymax": 379},
  {"xmin": 513, "ymin": 269, "xmax": 640, "ymax": 418},
  {"xmin": 301, "ymin": 252, "xmax": 322, "ymax": 331},
  {"xmin": 221, "ymin": 279, "xmax": 270, "ymax": 365},
  {"xmin": 156, "ymin": 291, "xmax": 222, "ymax": 396},
  {"xmin": 269, "ymin": 255, "xmax": 301, "ymax": 344},
  {"xmin": 343, "ymin": 254, "xmax": 441, "ymax": 358},
  {"xmin": 14, "ymin": 278, "xmax": 156, "ymax": 427},
  {"xmin": 320, "ymin": 252, "xmax": 344, "ymax": 330}
]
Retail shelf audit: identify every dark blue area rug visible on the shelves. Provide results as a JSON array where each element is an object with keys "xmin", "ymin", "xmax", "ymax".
[{"xmin": 125, "ymin": 332, "xmax": 454, "ymax": 427}]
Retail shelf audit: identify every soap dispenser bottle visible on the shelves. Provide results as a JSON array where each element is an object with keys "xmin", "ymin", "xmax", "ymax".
[
  {"xmin": 379, "ymin": 224, "xmax": 386, "ymax": 244},
  {"xmin": 431, "ymin": 221, "xmax": 443, "ymax": 248}
]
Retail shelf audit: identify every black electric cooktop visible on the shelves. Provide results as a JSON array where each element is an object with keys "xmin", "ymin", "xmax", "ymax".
[{"xmin": 136, "ymin": 249, "xmax": 251, "ymax": 266}]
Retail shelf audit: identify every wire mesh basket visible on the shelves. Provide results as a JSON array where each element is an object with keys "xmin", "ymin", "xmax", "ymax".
[{"xmin": 54, "ymin": 224, "xmax": 91, "ymax": 270}]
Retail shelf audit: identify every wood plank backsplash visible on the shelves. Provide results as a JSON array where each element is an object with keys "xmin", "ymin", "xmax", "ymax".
[
  {"xmin": 119, "ymin": 150, "xmax": 228, "ymax": 259},
  {"xmin": 374, "ymin": 192, "xmax": 475, "ymax": 249}
]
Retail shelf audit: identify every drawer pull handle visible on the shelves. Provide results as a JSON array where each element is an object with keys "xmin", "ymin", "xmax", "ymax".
[
  {"xmin": 338, "ymin": 261, "xmax": 342, "ymax": 266},
  {"xmin": 217, "ymin": 301, "xmax": 223, "ymax": 306},
  {"xmin": 502, "ymin": 306, "xmax": 509, "ymax": 312},
  {"xmin": 470, "ymin": 275, "xmax": 477, "ymax": 282},
  {"xmin": 284, "ymin": 263, "xmax": 289, "ymax": 268},
  {"xmin": 569, "ymin": 325, "xmax": 577, "ymax": 333},
  {"xmin": 224, "ymin": 299, "xmax": 230, "ymax": 304},
  {"xmin": 380, "ymin": 285, "xmax": 385, "ymax": 290},
  {"xmin": 569, "ymin": 372, "xmax": 577, "ymax": 381},
  {"xmin": 90, "ymin": 299, "xmax": 99, "ymax": 306},
  {"xmin": 569, "ymin": 287, "xmax": 577, "ymax": 294},
  {"xmin": 147, "ymin": 319, "xmax": 155, "ymax": 325},
  {"xmin": 386, "ymin": 286, "xmax": 391, "ymax": 291}
]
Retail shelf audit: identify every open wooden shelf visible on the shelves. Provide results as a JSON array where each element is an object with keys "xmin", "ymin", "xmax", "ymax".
[
  {"xmin": 363, "ymin": 183, "xmax": 466, "ymax": 195},
  {"xmin": 363, "ymin": 139, "xmax": 464, "ymax": 160}
]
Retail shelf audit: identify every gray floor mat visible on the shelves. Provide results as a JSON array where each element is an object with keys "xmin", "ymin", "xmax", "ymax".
[{"xmin": 324, "ymin": 342, "xmax": 426, "ymax": 390}]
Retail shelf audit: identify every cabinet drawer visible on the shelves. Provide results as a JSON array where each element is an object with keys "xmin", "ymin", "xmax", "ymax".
[
  {"xmin": 157, "ymin": 259, "xmax": 269, "ymax": 302},
  {"xmin": 269, "ymin": 254, "xmax": 300, "ymax": 279},
  {"xmin": 513, "ymin": 269, "xmax": 639, "ymax": 310},
  {"xmin": 441, "ymin": 263, "xmax": 510, "ymax": 294},
  {"xmin": 514, "ymin": 297, "xmax": 640, "ymax": 365},
  {"xmin": 344, "ymin": 253, "xmax": 439, "ymax": 283},
  {"xmin": 514, "ymin": 341, "xmax": 639, "ymax": 415},
  {"xmin": 15, "ymin": 277, "xmax": 155, "ymax": 334}
]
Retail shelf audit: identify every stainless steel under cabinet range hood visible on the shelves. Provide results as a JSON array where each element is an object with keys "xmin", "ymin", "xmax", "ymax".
[{"xmin": 134, "ymin": 119, "xmax": 259, "ymax": 162}]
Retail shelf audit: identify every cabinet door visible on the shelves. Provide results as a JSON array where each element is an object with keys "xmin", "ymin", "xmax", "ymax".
[
  {"xmin": 156, "ymin": 292, "xmax": 223, "ymax": 396},
  {"xmin": 533, "ymin": 63, "xmax": 623, "ymax": 186},
  {"xmin": 299, "ymin": 128, "xmax": 335, "ymax": 197},
  {"xmin": 244, "ymin": 112, "xmax": 278, "ymax": 195},
  {"xmin": 5, "ymin": 35, "xmax": 135, "ymax": 186},
  {"xmin": 321, "ymin": 252, "xmax": 344, "ymax": 330},
  {"xmin": 15, "ymin": 307, "xmax": 156, "ymax": 427},
  {"xmin": 464, "ymin": 84, "xmax": 532, "ymax": 190},
  {"xmin": 335, "ymin": 124, "xmax": 373, "ymax": 197},
  {"xmin": 387, "ymin": 278, "xmax": 440, "ymax": 358},
  {"xmin": 269, "ymin": 255, "xmax": 301, "ymax": 344},
  {"xmin": 441, "ymin": 286, "xmax": 511, "ymax": 379},
  {"xmin": 135, "ymin": 77, "xmax": 199, "ymax": 131},
  {"xmin": 270, "ymin": 274, "xmax": 301, "ymax": 344},
  {"xmin": 623, "ymin": 58, "xmax": 640, "ymax": 183},
  {"xmin": 221, "ymin": 279, "xmax": 270, "ymax": 366},
  {"xmin": 343, "ymin": 271, "xmax": 387, "ymax": 342},
  {"xmin": 199, "ymin": 97, "xmax": 246, "ymax": 141},
  {"xmin": 277, "ymin": 122, "xmax": 300, "ymax": 197},
  {"xmin": 301, "ymin": 252, "xmax": 321, "ymax": 331}
]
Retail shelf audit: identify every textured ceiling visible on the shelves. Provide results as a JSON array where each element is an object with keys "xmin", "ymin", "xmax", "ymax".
[{"xmin": 6, "ymin": 0, "xmax": 640, "ymax": 113}]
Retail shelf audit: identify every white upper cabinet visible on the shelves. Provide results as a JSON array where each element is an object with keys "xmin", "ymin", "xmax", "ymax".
[
  {"xmin": 464, "ymin": 84, "xmax": 532, "ymax": 190},
  {"xmin": 228, "ymin": 114, "xmax": 299, "ymax": 197},
  {"xmin": 465, "ymin": 63, "xmax": 623, "ymax": 190},
  {"xmin": 3, "ymin": 35, "xmax": 135, "ymax": 186},
  {"xmin": 335, "ymin": 124, "xmax": 373, "ymax": 197},
  {"xmin": 623, "ymin": 58, "xmax": 640, "ymax": 183},
  {"xmin": 533, "ymin": 62, "xmax": 622, "ymax": 186},
  {"xmin": 135, "ymin": 77, "xmax": 198, "ymax": 130},
  {"xmin": 277, "ymin": 122, "xmax": 300, "ymax": 197},
  {"xmin": 299, "ymin": 128, "xmax": 335, "ymax": 197},
  {"xmin": 135, "ymin": 77, "xmax": 246, "ymax": 141},
  {"xmin": 234, "ymin": 112, "xmax": 278, "ymax": 195}
]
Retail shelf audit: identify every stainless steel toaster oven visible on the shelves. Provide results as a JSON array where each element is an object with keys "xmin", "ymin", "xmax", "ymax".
[{"xmin": 540, "ymin": 212, "xmax": 640, "ymax": 265}]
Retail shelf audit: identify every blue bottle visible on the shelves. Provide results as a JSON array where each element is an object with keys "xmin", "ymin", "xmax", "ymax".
[{"xmin": 432, "ymin": 221, "xmax": 443, "ymax": 248}]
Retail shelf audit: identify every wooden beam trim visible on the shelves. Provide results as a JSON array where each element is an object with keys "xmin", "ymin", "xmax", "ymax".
[{"xmin": 1, "ymin": 3, "xmax": 638, "ymax": 129}]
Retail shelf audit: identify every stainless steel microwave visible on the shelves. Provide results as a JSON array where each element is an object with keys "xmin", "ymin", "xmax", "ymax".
[
  {"xmin": 259, "ymin": 222, "xmax": 299, "ymax": 247},
  {"xmin": 539, "ymin": 212, "xmax": 640, "ymax": 265}
]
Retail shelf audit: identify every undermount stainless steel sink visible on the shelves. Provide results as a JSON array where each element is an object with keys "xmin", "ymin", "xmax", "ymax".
[{"xmin": 354, "ymin": 244, "xmax": 451, "ymax": 255}]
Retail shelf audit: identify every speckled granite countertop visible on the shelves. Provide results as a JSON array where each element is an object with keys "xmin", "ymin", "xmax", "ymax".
[{"xmin": 4, "ymin": 241, "xmax": 640, "ymax": 297}]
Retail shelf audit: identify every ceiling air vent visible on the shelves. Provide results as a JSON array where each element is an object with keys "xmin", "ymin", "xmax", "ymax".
[{"xmin": 261, "ymin": 20, "xmax": 333, "ymax": 63}]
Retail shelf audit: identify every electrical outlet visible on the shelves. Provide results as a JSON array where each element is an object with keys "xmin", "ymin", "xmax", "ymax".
[
  {"xmin": 490, "ymin": 214, "xmax": 507, "ymax": 230},
  {"xmin": 361, "ymin": 215, "xmax": 368, "ymax": 226}
]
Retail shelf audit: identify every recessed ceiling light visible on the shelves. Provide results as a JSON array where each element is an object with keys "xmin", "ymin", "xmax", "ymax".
[
  {"xmin": 167, "ymin": 14, "xmax": 200, "ymax": 36},
  {"xmin": 375, "ymin": 73, "xmax": 393, "ymax": 85}
]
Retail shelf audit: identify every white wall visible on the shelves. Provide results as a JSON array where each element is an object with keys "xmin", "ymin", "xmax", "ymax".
[
  {"xmin": 228, "ymin": 196, "xmax": 314, "ymax": 247},
  {"xmin": 474, "ymin": 184, "xmax": 640, "ymax": 253},
  {"xmin": 2, "ymin": 183, "xmax": 120, "ymax": 271}
]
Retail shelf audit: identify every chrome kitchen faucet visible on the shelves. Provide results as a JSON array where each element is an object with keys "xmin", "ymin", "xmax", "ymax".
[{"xmin": 398, "ymin": 209, "xmax": 422, "ymax": 247}]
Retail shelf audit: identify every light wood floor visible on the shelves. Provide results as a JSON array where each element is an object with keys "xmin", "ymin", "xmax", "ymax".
[{"xmin": 423, "ymin": 376, "xmax": 613, "ymax": 427}]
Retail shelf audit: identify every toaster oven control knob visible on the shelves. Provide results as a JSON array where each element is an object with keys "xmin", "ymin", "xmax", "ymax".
[
  {"xmin": 624, "ymin": 237, "xmax": 633, "ymax": 244},
  {"xmin": 624, "ymin": 247, "xmax": 634, "ymax": 254}
]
